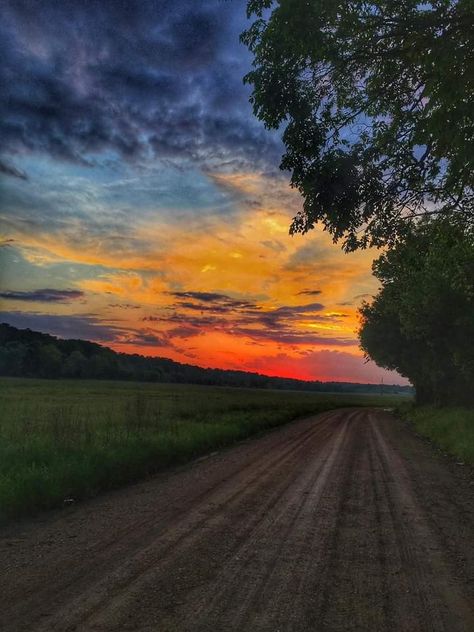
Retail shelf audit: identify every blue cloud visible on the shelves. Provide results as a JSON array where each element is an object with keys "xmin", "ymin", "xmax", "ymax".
[
  {"xmin": 0, "ymin": 1, "xmax": 282, "ymax": 176},
  {"xmin": 0, "ymin": 289, "xmax": 84, "ymax": 303},
  {"xmin": 0, "ymin": 311, "xmax": 123, "ymax": 342}
]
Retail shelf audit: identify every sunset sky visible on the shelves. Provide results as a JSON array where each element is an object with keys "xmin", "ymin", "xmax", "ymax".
[{"xmin": 0, "ymin": 0, "xmax": 406, "ymax": 384}]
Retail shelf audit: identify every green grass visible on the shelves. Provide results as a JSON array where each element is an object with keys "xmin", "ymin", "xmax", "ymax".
[
  {"xmin": 0, "ymin": 377, "xmax": 407, "ymax": 522},
  {"xmin": 401, "ymin": 404, "xmax": 474, "ymax": 465}
]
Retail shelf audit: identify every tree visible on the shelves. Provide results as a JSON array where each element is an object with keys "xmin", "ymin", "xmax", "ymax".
[
  {"xmin": 242, "ymin": 1, "xmax": 474, "ymax": 250},
  {"xmin": 62, "ymin": 350, "xmax": 87, "ymax": 378},
  {"xmin": 88, "ymin": 352, "xmax": 118, "ymax": 379},
  {"xmin": 0, "ymin": 342, "xmax": 28, "ymax": 376},
  {"xmin": 359, "ymin": 218, "xmax": 474, "ymax": 405},
  {"xmin": 38, "ymin": 344, "xmax": 63, "ymax": 378}
]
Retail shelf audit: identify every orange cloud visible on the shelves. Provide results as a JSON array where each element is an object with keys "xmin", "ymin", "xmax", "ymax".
[{"xmin": 5, "ymin": 170, "xmax": 392, "ymax": 382}]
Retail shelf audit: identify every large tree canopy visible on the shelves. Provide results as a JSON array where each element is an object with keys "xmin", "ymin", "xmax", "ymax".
[
  {"xmin": 359, "ymin": 218, "xmax": 474, "ymax": 405},
  {"xmin": 242, "ymin": 1, "xmax": 474, "ymax": 250}
]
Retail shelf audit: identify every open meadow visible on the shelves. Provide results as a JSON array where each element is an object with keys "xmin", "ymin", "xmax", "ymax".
[{"xmin": 0, "ymin": 378, "xmax": 408, "ymax": 522}]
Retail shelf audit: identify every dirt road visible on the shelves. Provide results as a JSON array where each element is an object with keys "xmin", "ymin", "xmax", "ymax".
[{"xmin": 1, "ymin": 408, "xmax": 473, "ymax": 631}]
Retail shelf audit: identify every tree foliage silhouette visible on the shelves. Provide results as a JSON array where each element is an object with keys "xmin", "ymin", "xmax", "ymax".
[
  {"xmin": 359, "ymin": 218, "xmax": 474, "ymax": 405},
  {"xmin": 242, "ymin": 1, "xmax": 474, "ymax": 250}
]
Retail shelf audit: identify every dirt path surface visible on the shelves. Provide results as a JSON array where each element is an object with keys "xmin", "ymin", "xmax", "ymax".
[{"xmin": 1, "ymin": 408, "xmax": 473, "ymax": 631}]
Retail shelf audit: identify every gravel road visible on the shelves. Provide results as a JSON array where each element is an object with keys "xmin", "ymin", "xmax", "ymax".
[{"xmin": 1, "ymin": 408, "xmax": 473, "ymax": 631}]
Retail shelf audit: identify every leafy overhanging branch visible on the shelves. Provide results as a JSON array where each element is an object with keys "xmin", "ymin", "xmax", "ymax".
[{"xmin": 242, "ymin": 0, "xmax": 474, "ymax": 250}]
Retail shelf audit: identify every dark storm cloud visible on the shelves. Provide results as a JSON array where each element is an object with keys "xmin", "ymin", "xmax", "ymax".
[
  {"xmin": 1, "ymin": 1, "xmax": 281, "ymax": 172},
  {"xmin": 0, "ymin": 288, "xmax": 84, "ymax": 303}
]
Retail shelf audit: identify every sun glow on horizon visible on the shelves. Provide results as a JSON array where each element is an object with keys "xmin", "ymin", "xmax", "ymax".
[
  {"xmin": 1, "ymin": 166, "xmax": 405, "ymax": 385},
  {"xmin": 0, "ymin": 2, "xmax": 406, "ymax": 385}
]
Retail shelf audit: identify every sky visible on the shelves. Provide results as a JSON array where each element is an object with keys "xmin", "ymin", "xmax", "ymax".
[{"xmin": 0, "ymin": 0, "xmax": 407, "ymax": 384}]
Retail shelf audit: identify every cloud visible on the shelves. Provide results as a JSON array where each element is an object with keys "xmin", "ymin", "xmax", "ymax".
[
  {"xmin": 260, "ymin": 240, "xmax": 287, "ymax": 253},
  {"xmin": 169, "ymin": 291, "xmax": 258, "ymax": 311},
  {"xmin": 146, "ymin": 312, "xmax": 355, "ymax": 346},
  {"xmin": 232, "ymin": 328, "xmax": 357, "ymax": 347},
  {"xmin": 285, "ymin": 242, "xmax": 332, "ymax": 271},
  {"xmin": 272, "ymin": 302, "xmax": 325, "ymax": 315},
  {"xmin": 119, "ymin": 330, "xmax": 169, "ymax": 347},
  {"xmin": 108, "ymin": 303, "xmax": 141, "ymax": 310},
  {"xmin": 0, "ymin": 288, "xmax": 84, "ymax": 303},
  {"xmin": 142, "ymin": 291, "xmax": 356, "ymax": 347},
  {"xmin": 170, "ymin": 291, "xmax": 243, "ymax": 304},
  {"xmin": 169, "ymin": 291, "xmax": 325, "ymax": 320},
  {"xmin": 0, "ymin": 3, "xmax": 395, "ymax": 382},
  {"xmin": 0, "ymin": 159, "xmax": 27, "ymax": 180},
  {"xmin": 0, "ymin": 310, "xmax": 172, "ymax": 350},
  {"xmin": 298, "ymin": 289, "xmax": 322, "ymax": 296},
  {"xmin": 0, "ymin": 0, "xmax": 281, "ymax": 173},
  {"xmin": 0, "ymin": 311, "xmax": 122, "ymax": 342},
  {"xmin": 167, "ymin": 326, "xmax": 200, "ymax": 339}
]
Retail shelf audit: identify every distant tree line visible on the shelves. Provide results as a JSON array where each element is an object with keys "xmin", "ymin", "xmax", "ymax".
[{"xmin": 0, "ymin": 323, "xmax": 412, "ymax": 395}]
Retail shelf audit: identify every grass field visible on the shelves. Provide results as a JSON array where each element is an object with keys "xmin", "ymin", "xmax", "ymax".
[
  {"xmin": 0, "ymin": 378, "xmax": 408, "ymax": 522},
  {"xmin": 402, "ymin": 405, "xmax": 474, "ymax": 465}
]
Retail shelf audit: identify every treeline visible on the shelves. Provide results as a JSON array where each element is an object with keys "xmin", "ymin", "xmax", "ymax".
[
  {"xmin": 359, "ymin": 219, "xmax": 474, "ymax": 407},
  {"xmin": 243, "ymin": 2, "xmax": 473, "ymax": 409},
  {"xmin": 0, "ymin": 323, "xmax": 411, "ymax": 395}
]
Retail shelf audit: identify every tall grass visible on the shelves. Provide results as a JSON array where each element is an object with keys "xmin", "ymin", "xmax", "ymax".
[
  {"xmin": 402, "ymin": 405, "xmax": 474, "ymax": 465},
  {"xmin": 0, "ymin": 378, "xmax": 406, "ymax": 522}
]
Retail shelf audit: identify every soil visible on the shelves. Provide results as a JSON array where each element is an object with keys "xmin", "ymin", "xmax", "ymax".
[{"xmin": 1, "ymin": 408, "xmax": 473, "ymax": 631}]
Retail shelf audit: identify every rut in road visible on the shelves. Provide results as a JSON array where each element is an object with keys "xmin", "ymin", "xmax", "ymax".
[{"xmin": 1, "ymin": 408, "xmax": 473, "ymax": 631}]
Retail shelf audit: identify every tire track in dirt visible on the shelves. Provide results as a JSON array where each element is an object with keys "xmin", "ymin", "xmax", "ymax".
[
  {"xmin": 370, "ymin": 416, "xmax": 473, "ymax": 631},
  {"xmin": 1, "ymin": 408, "xmax": 473, "ymax": 631},
  {"xmin": 1, "ymin": 411, "xmax": 339, "ymax": 631},
  {"xmin": 53, "ymin": 414, "xmax": 342, "ymax": 631},
  {"xmin": 187, "ymin": 411, "xmax": 355, "ymax": 631}
]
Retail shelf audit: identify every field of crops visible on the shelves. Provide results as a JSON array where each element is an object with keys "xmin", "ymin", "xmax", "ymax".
[{"xmin": 0, "ymin": 378, "xmax": 408, "ymax": 521}]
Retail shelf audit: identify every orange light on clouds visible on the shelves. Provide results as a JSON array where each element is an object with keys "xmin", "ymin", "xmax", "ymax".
[{"xmin": 2, "ymin": 169, "xmax": 406, "ymax": 384}]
